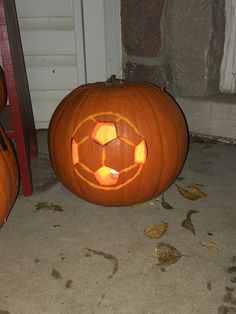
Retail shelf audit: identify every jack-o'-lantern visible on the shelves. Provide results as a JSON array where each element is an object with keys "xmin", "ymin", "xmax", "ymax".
[
  {"xmin": 48, "ymin": 77, "xmax": 188, "ymax": 206},
  {"xmin": 0, "ymin": 126, "xmax": 19, "ymax": 227}
]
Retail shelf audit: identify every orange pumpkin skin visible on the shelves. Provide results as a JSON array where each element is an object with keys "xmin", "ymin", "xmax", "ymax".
[
  {"xmin": 0, "ymin": 66, "xmax": 7, "ymax": 112},
  {"xmin": 48, "ymin": 81, "xmax": 188, "ymax": 206},
  {"xmin": 0, "ymin": 127, "xmax": 19, "ymax": 227}
]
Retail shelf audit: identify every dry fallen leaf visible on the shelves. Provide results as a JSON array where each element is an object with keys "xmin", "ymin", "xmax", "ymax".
[
  {"xmin": 154, "ymin": 242, "xmax": 182, "ymax": 268},
  {"xmin": 191, "ymin": 136, "xmax": 217, "ymax": 148},
  {"xmin": 175, "ymin": 184, "xmax": 206, "ymax": 201},
  {"xmin": 181, "ymin": 209, "xmax": 199, "ymax": 235},
  {"xmin": 144, "ymin": 222, "xmax": 168, "ymax": 239},
  {"xmin": 35, "ymin": 202, "xmax": 63, "ymax": 212},
  {"xmin": 161, "ymin": 195, "xmax": 174, "ymax": 210},
  {"xmin": 199, "ymin": 240, "xmax": 221, "ymax": 251},
  {"xmin": 187, "ymin": 185, "xmax": 207, "ymax": 198}
]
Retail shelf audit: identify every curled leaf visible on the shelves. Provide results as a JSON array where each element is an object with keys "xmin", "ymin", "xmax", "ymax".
[
  {"xmin": 144, "ymin": 222, "xmax": 168, "ymax": 239},
  {"xmin": 199, "ymin": 240, "xmax": 221, "ymax": 251},
  {"xmin": 175, "ymin": 184, "xmax": 206, "ymax": 201},
  {"xmin": 191, "ymin": 136, "xmax": 217, "ymax": 148},
  {"xmin": 35, "ymin": 202, "xmax": 63, "ymax": 212},
  {"xmin": 154, "ymin": 242, "xmax": 182, "ymax": 268},
  {"xmin": 187, "ymin": 185, "xmax": 207, "ymax": 198},
  {"xmin": 161, "ymin": 195, "xmax": 174, "ymax": 210},
  {"xmin": 181, "ymin": 209, "xmax": 199, "ymax": 235}
]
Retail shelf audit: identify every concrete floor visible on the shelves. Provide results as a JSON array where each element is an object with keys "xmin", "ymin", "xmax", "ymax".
[{"xmin": 1, "ymin": 130, "xmax": 236, "ymax": 314}]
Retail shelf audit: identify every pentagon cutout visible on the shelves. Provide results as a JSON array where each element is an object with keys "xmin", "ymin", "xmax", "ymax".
[
  {"xmin": 91, "ymin": 122, "xmax": 117, "ymax": 145},
  {"xmin": 94, "ymin": 166, "xmax": 119, "ymax": 186}
]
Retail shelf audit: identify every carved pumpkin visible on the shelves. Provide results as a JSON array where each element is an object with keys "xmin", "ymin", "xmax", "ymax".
[
  {"xmin": 48, "ymin": 78, "xmax": 188, "ymax": 206},
  {"xmin": 0, "ymin": 126, "xmax": 19, "ymax": 227},
  {"xmin": 0, "ymin": 66, "xmax": 7, "ymax": 112}
]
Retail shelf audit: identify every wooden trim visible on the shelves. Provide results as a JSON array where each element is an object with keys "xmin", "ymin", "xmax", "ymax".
[
  {"xmin": 73, "ymin": 0, "xmax": 87, "ymax": 84},
  {"xmin": 104, "ymin": 0, "xmax": 122, "ymax": 78},
  {"xmin": 220, "ymin": 0, "xmax": 236, "ymax": 93}
]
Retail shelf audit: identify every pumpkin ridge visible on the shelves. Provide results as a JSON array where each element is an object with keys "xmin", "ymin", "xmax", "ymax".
[
  {"xmin": 0, "ymin": 127, "xmax": 19, "ymax": 225},
  {"xmin": 3, "ymin": 132, "xmax": 18, "ymax": 183},
  {"xmin": 0, "ymin": 133, "xmax": 14, "ymax": 206},
  {"xmin": 153, "ymin": 89, "xmax": 182, "ymax": 184},
  {"xmin": 49, "ymin": 85, "xmax": 96, "ymax": 187},
  {"xmin": 49, "ymin": 100, "xmax": 70, "ymax": 177},
  {"xmin": 71, "ymin": 85, "xmax": 106, "ymax": 198},
  {"xmin": 173, "ymin": 104, "xmax": 188, "ymax": 177},
  {"xmin": 164, "ymin": 95, "xmax": 187, "ymax": 180},
  {"xmin": 161, "ymin": 91, "xmax": 188, "ymax": 179},
  {"xmin": 72, "ymin": 85, "xmax": 101, "ymax": 132},
  {"xmin": 119, "ymin": 88, "xmax": 145, "ymax": 203},
  {"xmin": 134, "ymin": 84, "xmax": 165, "ymax": 198},
  {"xmin": 0, "ymin": 153, "xmax": 9, "ymax": 217}
]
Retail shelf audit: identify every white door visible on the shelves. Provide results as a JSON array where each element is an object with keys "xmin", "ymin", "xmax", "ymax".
[{"xmin": 15, "ymin": 0, "xmax": 121, "ymax": 129}]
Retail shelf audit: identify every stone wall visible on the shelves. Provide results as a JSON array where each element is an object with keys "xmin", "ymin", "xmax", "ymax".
[{"xmin": 121, "ymin": 0, "xmax": 225, "ymax": 97}]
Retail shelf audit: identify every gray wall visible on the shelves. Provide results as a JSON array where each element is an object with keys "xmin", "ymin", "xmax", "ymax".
[{"xmin": 121, "ymin": 0, "xmax": 225, "ymax": 98}]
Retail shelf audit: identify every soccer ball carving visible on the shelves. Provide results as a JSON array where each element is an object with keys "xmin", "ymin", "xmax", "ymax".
[
  {"xmin": 48, "ymin": 79, "xmax": 188, "ymax": 206},
  {"xmin": 71, "ymin": 113, "xmax": 147, "ymax": 189}
]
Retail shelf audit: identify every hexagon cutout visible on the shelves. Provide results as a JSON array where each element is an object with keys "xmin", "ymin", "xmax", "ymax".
[
  {"xmin": 91, "ymin": 122, "xmax": 117, "ymax": 145},
  {"xmin": 94, "ymin": 166, "xmax": 119, "ymax": 186}
]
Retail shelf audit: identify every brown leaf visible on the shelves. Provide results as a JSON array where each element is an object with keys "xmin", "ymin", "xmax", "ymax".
[
  {"xmin": 35, "ymin": 202, "xmax": 63, "ymax": 212},
  {"xmin": 191, "ymin": 136, "xmax": 217, "ymax": 148},
  {"xmin": 199, "ymin": 240, "xmax": 221, "ymax": 251},
  {"xmin": 181, "ymin": 209, "xmax": 199, "ymax": 235},
  {"xmin": 35, "ymin": 202, "xmax": 49, "ymax": 209},
  {"xmin": 144, "ymin": 222, "xmax": 168, "ymax": 239},
  {"xmin": 175, "ymin": 184, "xmax": 206, "ymax": 201},
  {"xmin": 154, "ymin": 242, "xmax": 182, "ymax": 268},
  {"xmin": 187, "ymin": 185, "xmax": 207, "ymax": 198},
  {"xmin": 161, "ymin": 195, "xmax": 174, "ymax": 210}
]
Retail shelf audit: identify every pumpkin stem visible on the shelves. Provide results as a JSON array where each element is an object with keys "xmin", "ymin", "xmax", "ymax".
[{"xmin": 105, "ymin": 75, "xmax": 124, "ymax": 86}]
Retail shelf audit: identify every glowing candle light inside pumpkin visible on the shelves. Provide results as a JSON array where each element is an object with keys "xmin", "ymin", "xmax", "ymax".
[
  {"xmin": 94, "ymin": 165, "xmax": 119, "ymax": 186},
  {"xmin": 72, "ymin": 138, "xmax": 79, "ymax": 165},
  {"xmin": 71, "ymin": 119, "xmax": 148, "ymax": 189},
  {"xmin": 91, "ymin": 122, "xmax": 117, "ymax": 145},
  {"xmin": 134, "ymin": 140, "xmax": 147, "ymax": 164}
]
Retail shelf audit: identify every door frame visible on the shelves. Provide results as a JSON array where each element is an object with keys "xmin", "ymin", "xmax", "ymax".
[
  {"xmin": 220, "ymin": 0, "xmax": 236, "ymax": 93},
  {"xmin": 73, "ymin": 0, "xmax": 122, "ymax": 84}
]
